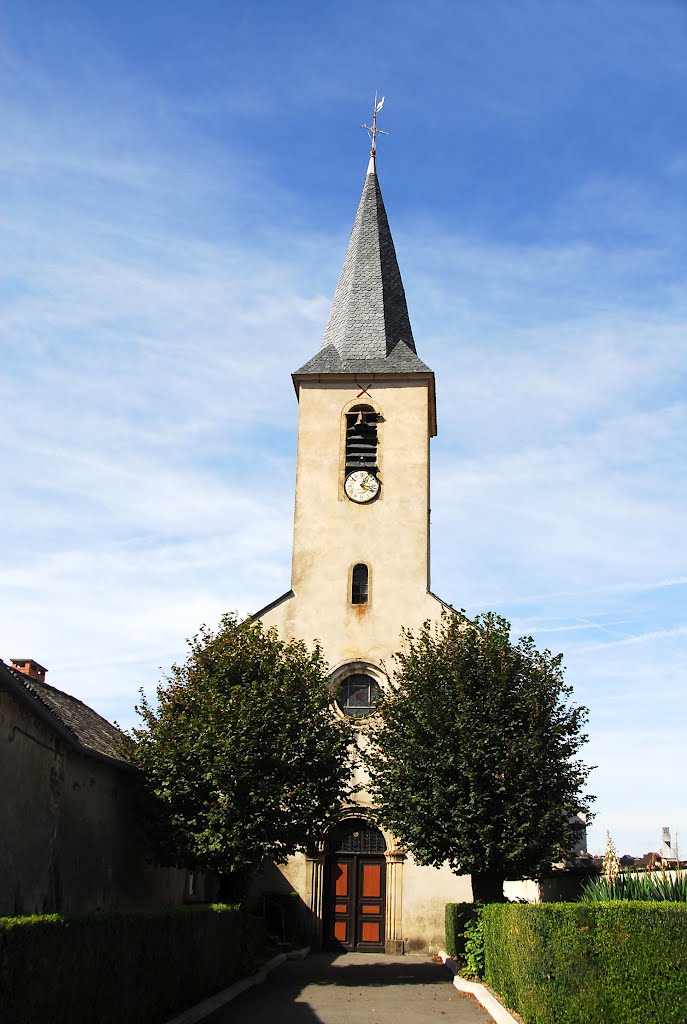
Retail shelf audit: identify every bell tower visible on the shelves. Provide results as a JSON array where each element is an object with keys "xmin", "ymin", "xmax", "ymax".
[
  {"xmin": 255, "ymin": 107, "xmax": 466, "ymax": 955},
  {"xmin": 258, "ymin": 138, "xmax": 445, "ymax": 680}
]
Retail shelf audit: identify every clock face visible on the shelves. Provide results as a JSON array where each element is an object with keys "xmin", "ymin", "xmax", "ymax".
[{"xmin": 345, "ymin": 470, "xmax": 380, "ymax": 503}]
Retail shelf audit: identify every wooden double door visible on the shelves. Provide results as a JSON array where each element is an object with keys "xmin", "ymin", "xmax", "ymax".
[{"xmin": 324, "ymin": 854, "xmax": 386, "ymax": 951}]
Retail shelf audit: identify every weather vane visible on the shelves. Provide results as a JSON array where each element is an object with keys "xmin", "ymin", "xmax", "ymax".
[{"xmin": 361, "ymin": 93, "xmax": 388, "ymax": 157}]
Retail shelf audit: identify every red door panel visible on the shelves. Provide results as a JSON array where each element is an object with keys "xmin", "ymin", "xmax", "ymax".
[
  {"xmin": 361, "ymin": 921, "xmax": 381, "ymax": 943},
  {"xmin": 362, "ymin": 862, "xmax": 382, "ymax": 896}
]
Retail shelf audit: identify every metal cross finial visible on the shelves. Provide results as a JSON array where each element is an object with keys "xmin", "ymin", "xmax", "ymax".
[{"xmin": 361, "ymin": 93, "xmax": 388, "ymax": 157}]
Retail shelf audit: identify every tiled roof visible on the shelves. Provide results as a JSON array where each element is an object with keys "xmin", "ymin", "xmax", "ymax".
[
  {"xmin": 0, "ymin": 659, "xmax": 130, "ymax": 766},
  {"xmin": 295, "ymin": 159, "xmax": 431, "ymax": 376},
  {"xmin": 296, "ymin": 341, "xmax": 431, "ymax": 375}
]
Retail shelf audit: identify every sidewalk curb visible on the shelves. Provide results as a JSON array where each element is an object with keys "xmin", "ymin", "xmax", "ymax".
[
  {"xmin": 437, "ymin": 950, "xmax": 520, "ymax": 1024},
  {"xmin": 164, "ymin": 946, "xmax": 310, "ymax": 1024}
]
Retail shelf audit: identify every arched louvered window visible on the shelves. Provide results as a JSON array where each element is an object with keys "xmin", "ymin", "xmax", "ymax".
[
  {"xmin": 345, "ymin": 405, "xmax": 378, "ymax": 470},
  {"xmin": 351, "ymin": 564, "xmax": 369, "ymax": 605},
  {"xmin": 327, "ymin": 817, "xmax": 387, "ymax": 854}
]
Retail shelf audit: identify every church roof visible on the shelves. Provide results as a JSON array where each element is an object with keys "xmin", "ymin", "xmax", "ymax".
[
  {"xmin": 0, "ymin": 659, "xmax": 131, "ymax": 767},
  {"xmin": 295, "ymin": 155, "xmax": 432, "ymax": 376}
]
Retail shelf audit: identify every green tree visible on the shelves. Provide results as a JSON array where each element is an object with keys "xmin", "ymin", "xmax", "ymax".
[
  {"xmin": 366, "ymin": 611, "xmax": 594, "ymax": 902},
  {"xmin": 132, "ymin": 613, "xmax": 353, "ymax": 897}
]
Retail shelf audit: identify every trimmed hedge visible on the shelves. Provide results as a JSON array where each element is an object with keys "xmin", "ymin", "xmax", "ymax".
[
  {"xmin": 444, "ymin": 902, "xmax": 478, "ymax": 959},
  {"xmin": 0, "ymin": 904, "xmax": 266, "ymax": 1024},
  {"xmin": 482, "ymin": 901, "xmax": 687, "ymax": 1024}
]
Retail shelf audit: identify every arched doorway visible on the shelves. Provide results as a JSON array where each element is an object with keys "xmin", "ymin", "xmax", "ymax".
[{"xmin": 323, "ymin": 817, "xmax": 387, "ymax": 951}]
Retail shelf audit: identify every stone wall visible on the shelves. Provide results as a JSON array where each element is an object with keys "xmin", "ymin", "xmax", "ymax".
[{"xmin": 0, "ymin": 686, "xmax": 191, "ymax": 916}]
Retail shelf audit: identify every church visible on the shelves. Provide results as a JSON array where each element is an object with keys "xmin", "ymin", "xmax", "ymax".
[
  {"xmin": 253, "ymin": 132, "xmax": 501, "ymax": 953},
  {"xmin": 0, "ymin": 123, "xmax": 572, "ymax": 943}
]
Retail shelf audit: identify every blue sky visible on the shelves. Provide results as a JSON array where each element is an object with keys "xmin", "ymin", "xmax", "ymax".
[{"xmin": 2, "ymin": 0, "xmax": 686, "ymax": 857}]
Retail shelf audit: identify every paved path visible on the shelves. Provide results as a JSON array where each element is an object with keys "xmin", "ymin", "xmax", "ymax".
[{"xmin": 205, "ymin": 952, "xmax": 491, "ymax": 1024}]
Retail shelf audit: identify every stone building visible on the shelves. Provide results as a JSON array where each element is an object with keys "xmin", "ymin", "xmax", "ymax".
[
  {"xmin": 0, "ymin": 657, "xmax": 194, "ymax": 915},
  {"xmin": 254, "ymin": 148, "xmax": 496, "ymax": 953}
]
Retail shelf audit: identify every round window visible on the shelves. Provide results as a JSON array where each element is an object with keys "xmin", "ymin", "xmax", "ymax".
[{"xmin": 336, "ymin": 673, "xmax": 380, "ymax": 719}]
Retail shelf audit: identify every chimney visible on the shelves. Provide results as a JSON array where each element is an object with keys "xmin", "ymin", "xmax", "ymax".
[{"xmin": 11, "ymin": 659, "xmax": 48, "ymax": 683}]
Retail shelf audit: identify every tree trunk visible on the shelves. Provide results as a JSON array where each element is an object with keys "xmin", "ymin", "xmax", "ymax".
[{"xmin": 471, "ymin": 870, "xmax": 506, "ymax": 903}]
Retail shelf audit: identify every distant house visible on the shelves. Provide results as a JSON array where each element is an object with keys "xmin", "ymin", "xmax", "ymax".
[{"xmin": 0, "ymin": 658, "xmax": 196, "ymax": 916}]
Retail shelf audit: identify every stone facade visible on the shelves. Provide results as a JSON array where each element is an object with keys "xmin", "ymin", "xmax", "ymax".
[
  {"xmin": 256, "ymin": 374, "xmax": 479, "ymax": 950},
  {"xmin": 0, "ymin": 659, "xmax": 196, "ymax": 916}
]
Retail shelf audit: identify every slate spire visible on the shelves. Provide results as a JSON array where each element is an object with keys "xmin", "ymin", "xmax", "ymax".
[{"xmin": 295, "ymin": 154, "xmax": 431, "ymax": 375}]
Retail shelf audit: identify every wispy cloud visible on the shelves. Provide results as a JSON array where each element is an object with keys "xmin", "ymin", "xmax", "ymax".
[{"xmin": 578, "ymin": 626, "xmax": 687, "ymax": 652}]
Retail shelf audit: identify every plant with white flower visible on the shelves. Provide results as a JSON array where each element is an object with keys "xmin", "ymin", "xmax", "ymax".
[{"xmin": 602, "ymin": 832, "xmax": 620, "ymax": 885}]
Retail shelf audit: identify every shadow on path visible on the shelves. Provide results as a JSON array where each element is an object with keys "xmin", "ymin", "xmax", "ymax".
[{"xmin": 205, "ymin": 952, "xmax": 491, "ymax": 1024}]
